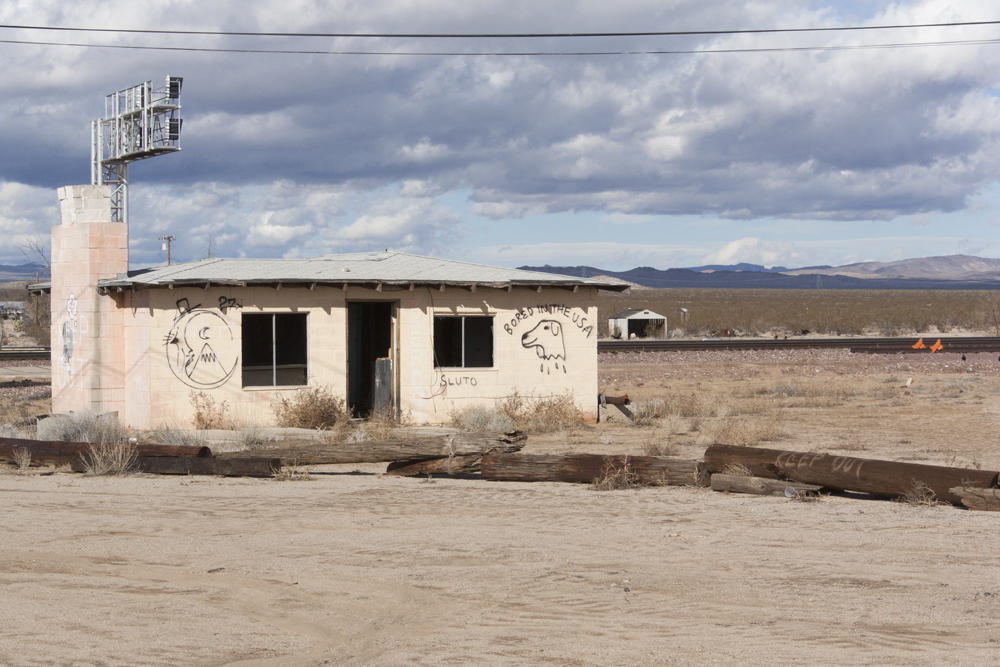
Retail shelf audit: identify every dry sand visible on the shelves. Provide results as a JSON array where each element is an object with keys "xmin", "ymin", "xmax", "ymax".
[{"xmin": 3, "ymin": 349, "xmax": 1000, "ymax": 666}]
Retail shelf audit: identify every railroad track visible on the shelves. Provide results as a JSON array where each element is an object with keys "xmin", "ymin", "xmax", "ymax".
[
  {"xmin": 598, "ymin": 336, "xmax": 1000, "ymax": 355},
  {"xmin": 0, "ymin": 347, "xmax": 50, "ymax": 361}
]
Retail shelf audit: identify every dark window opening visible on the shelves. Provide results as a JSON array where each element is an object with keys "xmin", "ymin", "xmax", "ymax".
[
  {"xmin": 434, "ymin": 316, "xmax": 493, "ymax": 368},
  {"xmin": 242, "ymin": 313, "xmax": 308, "ymax": 387}
]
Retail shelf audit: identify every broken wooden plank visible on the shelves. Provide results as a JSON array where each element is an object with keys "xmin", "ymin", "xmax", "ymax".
[
  {"xmin": 949, "ymin": 486, "xmax": 1000, "ymax": 511},
  {"xmin": 703, "ymin": 444, "xmax": 999, "ymax": 506},
  {"xmin": 70, "ymin": 456, "xmax": 279, "ymax": 477},
  {"xmin": 218, "ymin": 430, "xmax": 526, "ymax": 465},
  {"xmin": 385, "ymin": 454, "xmax": 483, "ymax": 477},
  {"xmin": 0, "ymin": 437, "xmax": 211, "ymax": 466},
  {"xmin": 481, "ymin": 453, "xmax": 708, "ymax": 487},
  {"xmin": 710, "ymin": 473, "xmax": 823, "ymax": 497}
]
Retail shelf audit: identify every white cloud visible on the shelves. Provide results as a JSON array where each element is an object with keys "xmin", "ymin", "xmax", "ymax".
[{"xmin": 3, "ymin": 0, "xmax": 1000, "ymax": 267}]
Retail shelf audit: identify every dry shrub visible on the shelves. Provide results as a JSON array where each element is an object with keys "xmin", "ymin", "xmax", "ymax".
[
  {"xmin": 82, "ymin": 441, "xmax": 138, "ymax": 476},
  {"xmin": 642, "ymin": 438, "xmax": 679, "ymax": 457},
  {"xmin": 899, "ymin": 480, "xmax": 941, "ymax": 506},
  {"xmin": 661, "ymin": 415, "xmax": 686, "ymax": 435},
  {"xmin": 317, "ymin": 420, "xmax": 356, "ymax": 445},
  {"xmin": 147, "ymin": 425, "xmax": 207, "ymax": 448},
  {"xmin": 39, "ymin": 411, "xmax": 129, "ymax": 444},
  {"xmin": 631, "ymin": 398, "xmax": 666, "ymax": 425},
  {"xmin": 360, "ymin": 405, "xmax": 400, "ymax": 442},
  {"xmin": 228, "ymin": 406, "xmax": 275, "ymax": 450},
  {"xmin": 274, "ymin": 454, "xmax": 313, "ymax": 482},
  {"xmin": 11, "ymin": 447, "xmax": 31, "ymax": 471},
  {"xmin": 272, "ymin": 385, "xmax": 348, "ymax": 430},
  {"xmin": 707, "ymin": 416, "xmax": 786, "ymax": 447},
  {"xmin": 591, "ymin": 456, "xmax": 640, "ymax": 491},
  {"xmin": 326, "ymin": 407, "xmax": 416, "ymax": 444},
  {"xmin": 0, "ymin": 385, "xmax": 50, "ymax": 433},
  {"xmin": 449, "ymin": 405, "xmax": 516, "ymax": 433},
  {"xmin": 0, "ymin": 423, "xmax": 25, "ymax": 439},
  {"xmin": 497, "ymin": 390, "xmax": 582, "ymax": 433},
  {"xmin": 190, "ymin": 391, "xmax": 230, "ymax": 430}
]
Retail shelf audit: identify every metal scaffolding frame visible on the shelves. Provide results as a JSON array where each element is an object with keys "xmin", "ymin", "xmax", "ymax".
[{"xmin": 91, "ymin": 76, "xmax": 183, "ymax": 227}]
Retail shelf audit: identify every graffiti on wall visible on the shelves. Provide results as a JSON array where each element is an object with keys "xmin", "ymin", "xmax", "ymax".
[
  {"xmin": 165, "ymin": 298, "xmax": 238, "ymax": 388},
  {"xmin": 507, "ymin": 304, "xmax": 592, "ymax": 374},
  {"xmin": 56, "ymin": 293, "xmax": 87, "ymax": 389}
]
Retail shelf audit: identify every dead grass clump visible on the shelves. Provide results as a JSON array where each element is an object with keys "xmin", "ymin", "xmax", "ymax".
[
  {"xmin": 39, "ymin": 411, "xmax": 129, "ymax": 444},
  {"xmin": 591, "ymin": 456, "xmax": 640, "ymax": 491},
  {"xmin": 190, "ymin": 392, "xmax": 230, "ymax": 430},
  {"xmin": 147, "ymin": 425, "xmax": 207, "ymax": 448},
  {"xmin": 357, "ymin": 407, "xmax": 413, "ymax": 442},
  {"xmin": 721, "ymin": 463, "xmax": 754, "ymax": 477},
  {"xmin": 497, "ymin": 390, "xmax": 582, "ymax": 433},
  {"xmin": 449, "ymin": 405, "xmax": 516, "ymax": 433},
  {"xmin": 899, "ymin": 480, "xmax": 942, "ymax": 506},
  {"xmin": 11, "ymin": 447, "xmax": 31, "ymax": 471},
  {"xmin": 82, "ymin": 441, "xmax": 138, "ymax": 476},
  {"xmin": 272, "ymin": 385, "xmax": 349, "ymax": 430},
  {"xmin": 642, "ymin": 438, "xmax": 680, "ymax": 457},
  {"xmin": 630, "ymin": 398, "xmax": 667, "ymax": 426},
  {"xmin": 707, "ymin": 416, "xmax": 786, "ymax": 447},
  {"xmin": 274, "ymin": 454, "xmax": 313, "ymax": 482}
]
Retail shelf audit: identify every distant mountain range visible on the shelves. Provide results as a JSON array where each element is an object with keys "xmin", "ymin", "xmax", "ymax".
[
  {"xmin": 0, "ymin": 263, "xmax": 49, "ymax": 283},
  {"xmin": 520, "ymin": 255, "xmax": 1000, "ymax": 290}
]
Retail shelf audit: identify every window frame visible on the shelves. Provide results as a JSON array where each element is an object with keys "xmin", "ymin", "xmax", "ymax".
[
  {"xmin": 241, "ymin": 312, "xmax": 309, "ymax": 388},
  {"xmin": 433, "ymin": 314, "xmax": 495, "ymax": 370}
]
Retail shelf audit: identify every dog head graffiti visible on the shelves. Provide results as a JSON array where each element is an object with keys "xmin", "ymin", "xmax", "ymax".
[
  {"xmin": 521, "ymin": 320, "xmax": 566, "ymax": 360},
  {"xmin": 165, "ymin": 298, "xmax": 238, "ymax": 389},
  {"xmin": 521, "ymin": 319, "xmax": 569, "ymax": 374}
]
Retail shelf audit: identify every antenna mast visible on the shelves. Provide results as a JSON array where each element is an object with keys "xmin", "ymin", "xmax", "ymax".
[{"xmin": 91, "ymin": 76, "xmax": 183, "ymax": 227}]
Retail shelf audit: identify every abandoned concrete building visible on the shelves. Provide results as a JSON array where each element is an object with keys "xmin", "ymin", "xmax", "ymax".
[{"xmin": 33, "ymin": 185, "xmax": 625, "ymax": 428}]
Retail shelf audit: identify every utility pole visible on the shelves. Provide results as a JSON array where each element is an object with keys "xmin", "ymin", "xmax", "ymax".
[{"xmin": 160, "ymin": 235, "xmax": 175, "ymax": 265}]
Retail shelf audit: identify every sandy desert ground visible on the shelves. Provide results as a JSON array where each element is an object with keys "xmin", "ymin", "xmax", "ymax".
[{"xmin": 2, "ymin": 348, "xmax": 1000, "ymax": 666}]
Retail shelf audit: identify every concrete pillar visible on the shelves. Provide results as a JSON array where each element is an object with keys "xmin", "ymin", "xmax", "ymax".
[{"xmin": 50, "ymin": 185, "xmax": 129, "ymax": 415}]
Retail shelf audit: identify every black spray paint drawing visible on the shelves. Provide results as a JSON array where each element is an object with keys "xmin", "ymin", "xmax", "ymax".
[
  {"xmin": 521, "ymin": 320, "xmax": 568, "ymax": 374},
  {"xmin": 165, "ymin": 298, "xmax": 239, "ymax": 389}
]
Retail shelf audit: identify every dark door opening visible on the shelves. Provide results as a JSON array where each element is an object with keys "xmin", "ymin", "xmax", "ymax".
[{"xmin": 347, "ymin": 302, "xmax": 393, "ymax": 417}]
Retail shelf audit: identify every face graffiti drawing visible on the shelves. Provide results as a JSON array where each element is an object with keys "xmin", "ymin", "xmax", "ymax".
[{"xmin": 165, "ymin": 298, "xmax": 239, "ymax": 389}]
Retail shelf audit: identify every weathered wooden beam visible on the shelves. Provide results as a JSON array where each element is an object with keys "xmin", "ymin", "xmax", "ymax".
[
  {"xmin": 385, "ymin": 454, "xmax": 483, "ymax": 477},
  {"xmin": 703, "ymin": 444, "xmax": 998, "ymax": 506},
  {"xmin": 0, "ymin": 437, "xmax": 211, "ymax": 466},
  {"xmin": 710, "ymin": 473, "xmax": 823, "ymax": 497},
  {"xmin": 70, "ymin": 456, "xmax": 279, "ymax": 477},
  {"xmin": 218, "ymin": 430, "xmax": 526, "ymax": 465},
  {"xmin": 949, "ymin": 487, "xmax": 1000, "ymax": 511},
  {"xmin": 481, "ymin": 453, "xmax": 708, "ymax": 487}
]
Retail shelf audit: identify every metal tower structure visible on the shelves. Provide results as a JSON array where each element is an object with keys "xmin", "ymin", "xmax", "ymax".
[{"xmin": 91, "ymin": 76, "xmax": 183, "ymax": 227}]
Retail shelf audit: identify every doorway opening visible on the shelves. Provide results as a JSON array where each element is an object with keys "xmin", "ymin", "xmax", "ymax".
[{"xmin": 347, "ymin": 301, "xmax": 394, "ymax": 417}]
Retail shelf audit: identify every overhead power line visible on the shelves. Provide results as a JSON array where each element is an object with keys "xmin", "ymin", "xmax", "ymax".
[
  {"xmin": 0, "ymin": 18, "xmax": 999, "ymax": 39},
  {"xmin": 2, "ymin": 36, "xmax": 999, "ymax": 56}
]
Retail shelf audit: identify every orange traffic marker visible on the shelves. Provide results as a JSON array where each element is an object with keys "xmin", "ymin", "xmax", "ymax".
[
  {"xmin": 912, "ymin": 338, "xmax": 926, "ymax": 349},
  {"xmin": 929, "ymin": 339, "xmax": 944, "ymax": 353}
]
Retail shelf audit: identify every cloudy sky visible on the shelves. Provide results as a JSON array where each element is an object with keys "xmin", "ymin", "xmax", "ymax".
[{"xmin": 2, "ymin": 0, "xmax": 1000, "ymax": 271}]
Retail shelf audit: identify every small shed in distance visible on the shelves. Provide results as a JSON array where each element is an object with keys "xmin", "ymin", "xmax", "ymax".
[{"xmin": 608, "ymin": 308, "xmax": 667, "ymax": 339}]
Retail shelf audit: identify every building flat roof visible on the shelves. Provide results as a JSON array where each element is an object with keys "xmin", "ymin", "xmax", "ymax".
[{"xmin": 31, "ymin": 252, "xmax": 629, "ymax": 293}]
